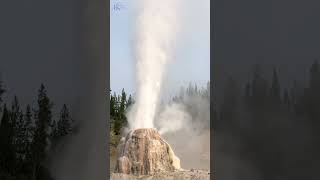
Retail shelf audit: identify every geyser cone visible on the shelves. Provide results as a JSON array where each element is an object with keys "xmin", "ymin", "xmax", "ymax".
[{"xmin": 115, "ymin": 128, "xmax": 181, "ymax": 175}]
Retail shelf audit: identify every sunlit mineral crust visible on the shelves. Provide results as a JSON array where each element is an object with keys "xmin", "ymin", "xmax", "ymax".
[{"xmin": 115, "ymin": 128, "xmax": 181, "ymax": 175}]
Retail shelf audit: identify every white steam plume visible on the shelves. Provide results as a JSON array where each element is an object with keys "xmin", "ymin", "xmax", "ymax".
[
  {"xmin": 127, "ymin": 0, "xmax": 180, "ymax": 129},
  {"xmin": 157, "ymin": 103, "xmax": 191, "ymax": 135}
]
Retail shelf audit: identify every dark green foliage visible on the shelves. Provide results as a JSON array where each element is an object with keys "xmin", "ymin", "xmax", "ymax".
[
  {"xmin": 114, "ymin": 89, "xmax": 127, "ymax": 135},
  {"xmin": 24, "ymin": 105, "xmax": 34, "ymax": 160},
  {"xmin": 0, "ymin": 78, "xmax": 73, "ymax": 179},
  {"xmin": 110, "ymin": 89, "xmax": 133, "ymax": 135},
  {"xmin": 30, "ymin": 84, "xmax": 54, "ymax": 180},
  {"xmin": 110, "ymin": 93, "xmax": 116, "ymax": 117},
  {"xmin": 113, "ymin": 118, "xmax": 122, "ymax": 135},
  {"xmin": 11, "ymin": 96, "xmax": 26, "ymax": 164},
  {"xmin": 0, "ymin": 105, "xmax": 15, "ymax": 174},
  {"xmin": 57, "ymin": 104, "xmax": 72, "ymax": 137},
  {"xmin": 51, "ymin": 104, "xmax": 73, "ymax": 145},
  {"xmin": 119, "ymin": 89, "xmax": 127, "ymax": 119}
]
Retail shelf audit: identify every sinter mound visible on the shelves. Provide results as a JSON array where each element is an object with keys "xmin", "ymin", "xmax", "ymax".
[{"xmin": 115, "ymin": 128, "xmax": 181, "ymax": 175}]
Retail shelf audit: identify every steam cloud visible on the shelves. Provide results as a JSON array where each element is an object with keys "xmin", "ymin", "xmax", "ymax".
[
  {"xmin": 155, "ymin": 90, "xmax": 211, "ymax": 169},
  {"xmin": 157, "ymin": 103, "xmax": 191, "ymax": 135},
  {"xmin": 127, "ymin": 0, "xmax": 180, "ymax": 130}
]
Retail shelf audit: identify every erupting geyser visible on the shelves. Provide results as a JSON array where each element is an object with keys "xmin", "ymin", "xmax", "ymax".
[
  {"xmin": 127, "ymin": 0, "xmax": 180, "ymax": 130},
  {"xmin": 114, "ymin": 0, "xmax": 182, "ymax": 176},
  {"xmin": 115, "ymin": 128, "xmax": 181, "ymax": 175}
]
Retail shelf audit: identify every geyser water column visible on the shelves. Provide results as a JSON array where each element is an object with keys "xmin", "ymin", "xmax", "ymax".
[{"xmin": 127, "ymin": 0, "xmax": 180, "ymax": 129}]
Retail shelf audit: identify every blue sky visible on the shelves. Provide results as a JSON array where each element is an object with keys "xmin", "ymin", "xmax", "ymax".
[{"xmin": 110, "ymin": 0, "xmax": 210, "ymax": 96}]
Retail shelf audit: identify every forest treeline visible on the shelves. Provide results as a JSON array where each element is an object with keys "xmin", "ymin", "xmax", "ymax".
[
  {"xmin": 0, "ymin": 81, "xmax": 73, "ymax": 180},
  {"xmin": 109, "ymin": 89, "xmax": 133, "ymax": 135},
  {"xmin": 215, "ymin": 60, "xmax": 320, "ymax": 179},
  {"xmin": 110, "ymin": 81, "xmax": 210, "ymax": 135}
]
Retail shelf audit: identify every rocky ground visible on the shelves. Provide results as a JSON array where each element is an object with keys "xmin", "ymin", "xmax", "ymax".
[
  {"xmin": 110, "ymin": 169, "xmax": 210, "ymax": 180},
  {"xmin": 109, "ymin": 128, "xmax": 210, "ymax": 180}
]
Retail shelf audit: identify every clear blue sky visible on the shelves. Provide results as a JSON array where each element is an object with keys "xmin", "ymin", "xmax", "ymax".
[{"xmin": 110, "ymin": 0, "xmax": 210, "ymax": 96}]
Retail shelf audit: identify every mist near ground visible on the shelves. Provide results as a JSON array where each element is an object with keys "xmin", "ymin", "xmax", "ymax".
[{"xmin": 155, "ymin": 83, "xmax": 210, "ymax": 170}]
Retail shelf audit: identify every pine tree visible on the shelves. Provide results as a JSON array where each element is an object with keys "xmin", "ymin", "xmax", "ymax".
[
  {"xmin": 114, "ymin": 89, "xmax": 127, "ymax": 135},
  {"xmin": 49, "ymin": 120, "xmax": 59, "ymax": 150},
  {"xmin": 10, "ymin": 96, "xmax": 27, "ymax": 162},
  {"xmin": 119, "ymin": 89, "xmax": 127, "ymax": 120},
  {"xmin": 127, "ymin": 94, "xmax": 133, "ymax": 108},
  {"xmin": 24, "ymin": 105, "xmax": 34, "ymax": 162},
  {"xmin": 110, "ymin": 93, "xmax": 116, "ymax": 118},
  {"xmin": 31, "ymin": 84, "xmax": 53, "ymax": 179},
  {"xmin": 0, "ymin": 105, "xmax": 15, "ymax": 174},
  {"xmin": 114, "ymin": 92, "xmax": 119, "ymax": 116},
  {"xmin": 57, "ymin": 104, "xmax": 72, "ymax": 137}
]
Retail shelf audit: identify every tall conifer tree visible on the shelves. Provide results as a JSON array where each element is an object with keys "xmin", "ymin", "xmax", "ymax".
[{"xmin": 31, "ymin": 84, "xmax": 53, "ymax": 179}]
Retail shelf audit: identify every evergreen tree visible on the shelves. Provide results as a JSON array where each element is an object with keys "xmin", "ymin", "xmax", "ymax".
[
  {"xmin": 57, "ymin": 104, "xmax": 72, "ymax": 137},
  {"xmin": 119, "ymin": 89, "xmax": 127, "ymax": 120},
  {"xmin": 0, "ymin": 105, "xmax": 15, "ymax": 174},
  {"xmin": 110, "ymin": 93, "xmax": 115, "ymax": 117},
  {"xmin": 127, "ymin": 94, "xmax": 133, "ymax": 108},
  {"xmin": 114, "ymin": 89, "xmax": 127, "ymax": 135},
  {"xmin": 11, "ymin": 96, "xmax": 26, "ymax": 161},
  {"xmin": 114, "ymin": 93, "xmax": 120, "ymax": 116},
  {"xmin": 49, "ymin": 119, "xmax": 59, "ymax": 150},
  {"xmin": 113, "ymin": 118, "xmax": 121, "ymax": 135},
  {"xmin": 31, "ymin": 84, "xmax": 53, "ymax": 179},
  {"xmin": 24, "ymin": 105, "xmax": 34, "ymax": 161}
]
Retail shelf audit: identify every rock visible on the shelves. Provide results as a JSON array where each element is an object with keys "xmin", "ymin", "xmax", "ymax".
[{"xmin": 114, "ymin": 128, "xmax": 181, "ymax": 175}]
